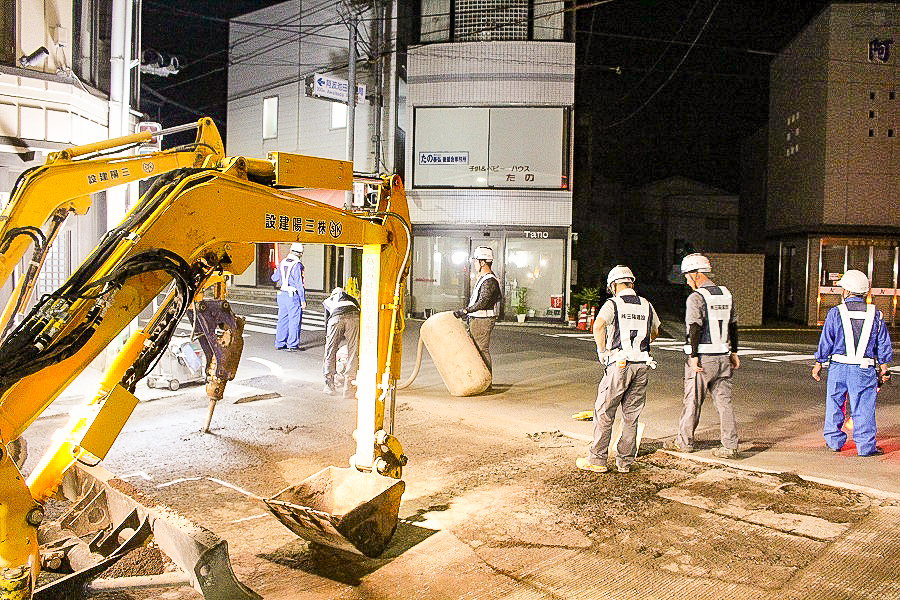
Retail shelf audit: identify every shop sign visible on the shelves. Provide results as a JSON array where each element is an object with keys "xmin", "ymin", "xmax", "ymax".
[
  {"xmin": 523, "ymin": 230, "xmax": 549, "ymax": 239},
  {"xmin": 868, "ymin": 38, "xmax": 894, "ymax": 64}
]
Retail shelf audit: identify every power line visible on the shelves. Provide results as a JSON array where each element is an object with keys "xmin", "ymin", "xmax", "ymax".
[{"xmin": 600, "ymin": 0, "xmax": 723, "ymax": 130}]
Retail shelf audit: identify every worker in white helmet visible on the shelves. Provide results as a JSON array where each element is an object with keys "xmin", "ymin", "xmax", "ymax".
[
  {"xmin": 664, "ymin": 253, "xmax": 741, "ymax": 459},
  {"xmin": 453, "ymin": 246, "xmax": 502, "ymax": 375},
  {"xmin": 576, "ymin": 265, "xmax": 659, "ymax": 474},
  {"xmin": 271, "ymin": 243, "xmax": 307, "ymax": 351},
  {"xmin": 812, "ymin": 269, "xmax": 892, "ymax": 456},
  {"xmin": 322, "ymin": 286, "xmax": 360, "ymax": 397}
]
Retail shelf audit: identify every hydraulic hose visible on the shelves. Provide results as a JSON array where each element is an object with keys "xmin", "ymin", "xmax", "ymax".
[{"xmin": 396, "ymin": 333, "xmax": 425, "ymax": 390}]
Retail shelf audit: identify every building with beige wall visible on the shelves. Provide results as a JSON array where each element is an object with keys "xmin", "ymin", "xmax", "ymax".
[
  {"xmin": 767, "ymin": 3, "xmax": 898, "ymax": 325},
  {"xmin": 1, "ymin": 0, "xmax": 140, "ymax": 306}
]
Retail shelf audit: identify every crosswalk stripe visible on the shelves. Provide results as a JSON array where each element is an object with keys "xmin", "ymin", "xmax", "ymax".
[{"xmin": 752, "ymin": 354, "xmax": 817, "ymax": 362}]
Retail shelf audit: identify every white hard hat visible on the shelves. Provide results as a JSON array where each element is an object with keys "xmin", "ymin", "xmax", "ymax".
[
  {"xmin": 472, "ymin": 246, "xmax": 494, "ymax": 261},
  {"xmin": 331, "ymin": 287, "xmax": 343, "ymax": 296},
  {"xmin": 606, "ymin": 265, "xmax": 635, "ymax": 288},
  {"xmin": 837, "ymin": 269, "xmax": 869, "ymax": 294},
  {"xmin": 290, "ymin": 243, "xmax": 304, "ymax": 253},
  {"xmin": 680, "ymin": 253, "xmax": 711, "ymax": 274}
]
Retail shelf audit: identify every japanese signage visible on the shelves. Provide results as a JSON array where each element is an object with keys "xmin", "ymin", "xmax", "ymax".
[
  {"xmin": 309, "ymin": 73, "xmax": 366, "ymax": 104},
  {"xmin": 868, "ymin": 38, "xmax": 893, "ymax": 64},
  {"xmin": 264, "ymin": 213, "xmax": 344, "ymax": 239},
  {"xmin": 413, "ymin": 107, "xmax": 567, "ymax": 189}
]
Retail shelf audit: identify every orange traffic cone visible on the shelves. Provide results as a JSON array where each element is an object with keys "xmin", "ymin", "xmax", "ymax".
[
  {"xmin": 576, "ymin": 304, "xmax": 588, "ymax": 330},
  {"xmin": 588, "ymin": 306, "xmax": 596, "ymax": 330}
]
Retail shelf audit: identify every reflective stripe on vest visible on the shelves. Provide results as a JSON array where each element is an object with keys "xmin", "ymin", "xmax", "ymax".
[
  {"xmin": 683, "ymin": 286, "xmax": 732, "ymax": 355},
  {"xmin": 279, "ymin": 256, "xmax": 300, "ymax": 293},
  {"xmin": 609, "ymin": 295, "xmax": 652, "ymax": 364},
  {"xmin": 468, "ymin": 273, "xmax": 498, "ymax": 318},
  {"xmin": 830, "ymin": 303, "xmax": 875, "ymax": 368}
]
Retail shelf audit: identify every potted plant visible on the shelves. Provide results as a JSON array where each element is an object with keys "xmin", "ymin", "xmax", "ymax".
[
  {"xmin": 567, "ymin": 303, "xmax": 579, "ymax": 327},
  {"xmin": 514, "ymin": 288, "xmax": 528, "ymax": 323}
]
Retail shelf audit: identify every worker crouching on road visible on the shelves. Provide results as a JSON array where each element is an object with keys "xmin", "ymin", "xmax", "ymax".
[
  {"xmin": 453, "ymin": 246, "xmax": 502, "ymax": 374},
  {"xmin": 577, "ymin": 265, "xmax": 659, "ymax": 474},
  {"xmin": 666, "ymin": 253, "xmax": 741, "ymax": 459},
  {"xmin": 812, "ymin": 269, "xmax": 893, "ymax": 456},
  {"xmin": 322, "ymin": 287, "xmax": 360, "ymax": 397},
  {"xmin": 272, "ymin": 243, "xmax": 306, "ymax": 351}
]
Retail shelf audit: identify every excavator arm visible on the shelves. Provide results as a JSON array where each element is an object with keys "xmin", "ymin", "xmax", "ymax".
[
  {"xmin": 0, "ymin": 118, "xmax": 224, "ymax": 336},
  {"xmin": 0, "ymin": 151, "xmax": 410, "ymax": 598}
]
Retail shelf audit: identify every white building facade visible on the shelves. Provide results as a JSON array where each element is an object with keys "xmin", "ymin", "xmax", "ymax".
[
  {"xmin": 227, "ymin": 1, "xmax": 575, "ymax": 321},
  {"xmin": 0, "ymin": 0, "xmax": 140, "ymax": 304},
  {"xmin": 767, "ymin": 3, "xmax": 899, "ymax": 325},
  {"xmin": 406, "ymin": 2, "xmax": 575, "ymax": 321}
]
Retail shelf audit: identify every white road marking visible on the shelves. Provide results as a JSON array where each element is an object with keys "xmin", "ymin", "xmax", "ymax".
[
  {"xmin": 245, "ymin": 357, "xmax": 283, "ymax": 377},
  {"xmin": 753, "ymin": 354, "xmax": 817, "ymax": 362}
]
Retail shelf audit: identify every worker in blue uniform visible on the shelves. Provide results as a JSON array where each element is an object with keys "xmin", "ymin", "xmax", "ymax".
[
  {"xmin": 272, "ymin": 243, "xmax": 307, "ymax": 351},
  {"xmin": 812, "ymin": 269, "xmax": 893, "ymax": 456}
]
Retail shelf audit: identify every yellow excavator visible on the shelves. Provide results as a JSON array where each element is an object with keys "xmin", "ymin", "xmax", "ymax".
[
  {"xmin": 0, "ymin": 133, "xmax": 411, "ymax": 598},
  {"xmin": 0, "ymin": 117, "xmax": 225, "ymax": 339}
]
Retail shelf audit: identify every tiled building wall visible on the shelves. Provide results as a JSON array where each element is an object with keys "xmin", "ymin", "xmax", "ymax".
[
  {"xmin": 706, "ymin": 253, "xmax": 765, "ymax": 327},
  {"xmin": 406, "ymin": 41, "xmax": 574, "ymax": 226},
  {"xmin": 407, "ymin": 42, "xmax": 575, "ymax": 106},
  {"xmin": 408, "ymin": 189, "xmax": 570, "ymax": 226},
  {"xmin": 824, "ymin": 4, "xmax": 899, "ymax": 227}
]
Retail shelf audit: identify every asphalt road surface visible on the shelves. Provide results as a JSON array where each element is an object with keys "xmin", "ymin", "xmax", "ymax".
[{"xmin": 21, "ymin": 304, "xmax": 900, "ymax": 599}]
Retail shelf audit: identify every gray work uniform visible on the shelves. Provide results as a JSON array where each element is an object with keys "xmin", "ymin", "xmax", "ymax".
[
  {"xmin": 322, "ymin": 290, "xmax": 360, "ymax": 387},
  {"xmin": 462, "ymin": 272, "xmax": 501, "ymax": 373},
  {"xmin": 588, "ymin": 290, "xmax": 659, "ymax": 471},
  {"xmin": 677, "ymin": 282, "xmax": 739, "ymax": 451}
]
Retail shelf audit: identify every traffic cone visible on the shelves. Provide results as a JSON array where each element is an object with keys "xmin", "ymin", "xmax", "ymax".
[
  {"xmin": 576, "ymin": 304, "xmax": 588, "ymax": 330},
  {"xmin": 588, "ymin": 306, "xmax": 596, "ymax": 330}
]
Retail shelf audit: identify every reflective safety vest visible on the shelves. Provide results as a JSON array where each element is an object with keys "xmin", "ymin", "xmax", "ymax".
[
  {"xmin": 830, "ymin": 303, "xmax": 876, "ymax": 368},
  {"xmin": 278, "ymin": 255, "xmax": 301, "ymax": 294},
  {"xmin": 606, "ymin": 294, "xmax": 653, "ymax": 364},
  {"xmin": 467, "ymin": 273, "xmax": 499, "ymax": 317},
  {"xmin": 683, "ymin": 285, "xmax": 732, "ymax": 355}
]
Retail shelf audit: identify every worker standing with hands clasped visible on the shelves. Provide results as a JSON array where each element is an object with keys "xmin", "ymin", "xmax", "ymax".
[
  {"xmin": 322, "ymin": 286, "xmax": 360, "ymax": 397},
  {"xmin": 665, "ymin": 253, "xmax": 741, "ymax": 458},
  {"xmin": 576, "ymin": 265, "xmax": 659, "ymax": 474},
  {"xmin": 272, "ymin": 243, "xmax": 306, "ymax": 351},
  {"xmin": 453, "ymin": 246, "xmax": 502, "ymax": 373},
  {"xmin": 812, "ymin": 269, "xmax": 892, "ymax": 456}
]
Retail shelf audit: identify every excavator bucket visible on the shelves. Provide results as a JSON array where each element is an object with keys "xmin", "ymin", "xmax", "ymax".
[
  {"xmin": 264, "ymin": 466, "xmax": 405, "ymax": 558},
  {"xmin": 40, "ymin": 463, "xmax": 261, "ymax": 600}
]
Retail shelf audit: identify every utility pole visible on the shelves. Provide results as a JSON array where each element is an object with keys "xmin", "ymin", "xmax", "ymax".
[{"xmin": 343, "ymin": 8, "xmax": 358, "ymax": 284}]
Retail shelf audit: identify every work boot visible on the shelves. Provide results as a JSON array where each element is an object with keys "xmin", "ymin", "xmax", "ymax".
[
  {"xmin": 663, "ymin": 440, "xmax": 694, "ymax": 453},
  {"xmin": 711, "ymin": 446, "xmax": 739, "ymax": 459},
  {"xmin": 323, "ymin": 382, "xmax": 336, "ymax": 396}
]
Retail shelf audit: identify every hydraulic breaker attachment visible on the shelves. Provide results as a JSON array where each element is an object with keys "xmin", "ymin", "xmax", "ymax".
[
  {"xmin": 37, "ymin": 463, "xmax": 260, "ymax": 600},
  {"xmin": 264, "ymin": 466, "xmax": 404, "ymax": 558},
  {"xmin": 186, "ymin": 300, "xmax": 245, "ymax": 432}
]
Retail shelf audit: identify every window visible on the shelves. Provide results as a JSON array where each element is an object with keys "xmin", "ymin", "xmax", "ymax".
[
  {"xmin": 262, "ymin": 96, "xmax": 278, "ymax": 139},
  {"xmin": 331, "ymin": 102, "xmax": 347, "ymax": 129},
  {"xmin": 869, "ymin": 129, "xmax": 875, "ymax": 137},
  {"xmin": 419, "ymin": 0, "xmax": 568, "ymax": 43},
  {"xmin": 73, "ymin": 0, "xmax": 113, "ymax": 93},
  {"xmin": 869, "ymin": 110, "xmax": 875, "ymax": 118},
  {"xmin": 413, "ymin": 106, "xmax": 569, "ymax": 189},
  {"xmin": 891, "ymin": 92, "xmax": 896, "ymax": 100},
  {"xmin": 870, "ymin": 92, "xmax": 876, "ymax": 100},
  {"xmin": 889, "ymin": 129, "xmax": 895, "ymax": 138},
  {"xmin": 0, "ymin": 0, "xmax": 14, "ymax": 66},
  {"xmin": 421, "ymin": 0, "xmax": 450, "ymax": 42}
]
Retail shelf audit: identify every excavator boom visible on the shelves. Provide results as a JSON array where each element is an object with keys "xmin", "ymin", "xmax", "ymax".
[{"xmin": 0, "ymin": 150, "xmax": 410, "ymax": 598}]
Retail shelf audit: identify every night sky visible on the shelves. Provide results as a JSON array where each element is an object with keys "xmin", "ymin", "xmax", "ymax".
[{"xmin": 141, "ymin": 0, "xmax": 869, "ymax": 191}]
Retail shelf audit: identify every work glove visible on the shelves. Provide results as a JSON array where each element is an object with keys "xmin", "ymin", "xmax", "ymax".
[{"xmin": 453, "ymin": 309, "xmax": 466, "ymax": 319}]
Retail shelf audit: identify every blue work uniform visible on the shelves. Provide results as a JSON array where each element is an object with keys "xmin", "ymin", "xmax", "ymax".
[
  {"xmin": 271, "ymin": 253, "xmax": 306, "ymax": 349},
  {"xmin": 814, "ymin": 296, "xmax": 893, "ymax": 455}
]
